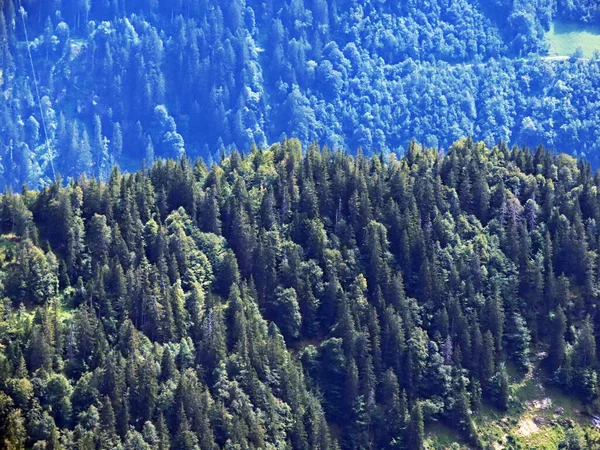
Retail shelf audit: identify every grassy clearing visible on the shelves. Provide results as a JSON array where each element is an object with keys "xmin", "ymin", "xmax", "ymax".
[
  {"xmin": 425, "ymin": 422, "xmax": 464, "ymax": 449},
  {"xmin": 546, "ymin": 20, "xmax": 600, "ymax": 57},
  {"xmin": 425, "ymin": 360, "xmax": 598, "ymax": 449},
  {"xmin": 56, "ymin": 292, "xmax": 76, "ymax": 324}
]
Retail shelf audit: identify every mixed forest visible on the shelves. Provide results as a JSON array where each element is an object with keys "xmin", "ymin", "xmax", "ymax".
[
  {"xmin": 1, "ymin": 140, "xmax": 600, "ymax": 448},
  {"xmin": 4, "ymin": 0, "xmax": 600, "ymax": 448},
  {"xmin": 2, "ymin": 0, "xmax": 600, "ymax": 189}
]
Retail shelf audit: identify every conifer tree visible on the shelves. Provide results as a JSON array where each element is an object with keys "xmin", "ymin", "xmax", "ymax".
[
  {"xmin": 547, "ymin": 307, "xmax": 567, "ymax": 375},
  {"xmin": 406, "ymin": 402, "xmax": 424, "ymax": 450}
]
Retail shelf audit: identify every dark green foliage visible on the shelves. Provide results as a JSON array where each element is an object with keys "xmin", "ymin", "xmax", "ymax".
[
  {"xmin": 505, "ymin": 312, "xmax": 532, "ymax": 372},
  {"xmin": 273, "ymin": 287, "xmax": 302, "ymax": 341},
  {"xmin": 547, "ymin": 307, "xmax": 567, "ymax": 375},
  {"xmin": 406, "ymin": 402, "xmax": 425, "ymax": 450},
  {"xmin": 1, "ymin": 140, "xmax": 600, "ymax": 448},
  {"xmin": 490, "ymin": 364, "xmax": 511, "ymax": 411}
]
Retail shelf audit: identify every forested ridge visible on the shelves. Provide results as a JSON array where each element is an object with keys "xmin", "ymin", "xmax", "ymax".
[
  {"xmin": 3, "ymin": 0, "xmax": 600, "ymax": 189},
  {"xmin": 0, "ymin": 139, "xmax": 600, "ymax": 448}
]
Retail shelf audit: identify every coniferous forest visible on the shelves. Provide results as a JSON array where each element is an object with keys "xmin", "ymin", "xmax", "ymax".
[
  {"xmin": 5, "ymin": 0, "xmax": 600, "ymax": 449},
  {"xmin": 3, "ymin": 0, "xmax": 600, "ymax": 190},
  {"xmin": 1, "ymin": 139, "xmax": 600, "ymax": 448}
]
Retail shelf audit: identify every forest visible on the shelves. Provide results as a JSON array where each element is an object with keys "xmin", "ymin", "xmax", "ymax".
[
  {"xmin": 1, "ymin": 139, "xmax": 600, "ymax": 448},
  {"xmin": 2, "ymin": 0, "xmax": 600, "ymax": 189},
  {"xmin": 4, "ymin": 0, "xmax": 600, "ymax": 448}
]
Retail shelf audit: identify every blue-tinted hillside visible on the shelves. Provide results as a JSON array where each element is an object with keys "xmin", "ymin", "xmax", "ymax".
[{"xmin": 1, "ymin": 0, "xmax": 600, "ymax": 188}]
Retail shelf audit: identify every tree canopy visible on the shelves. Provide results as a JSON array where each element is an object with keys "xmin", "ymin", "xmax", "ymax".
[
  {"xmin": 2, "ymin": 1, "xmax": 600, "ymax": 188},
  {"xmin": 1, "ymin": 139, "xmax": 600, "ymax": 448}
]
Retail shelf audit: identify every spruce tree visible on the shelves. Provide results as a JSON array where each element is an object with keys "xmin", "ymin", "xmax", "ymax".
[{"xmin": 406, "ymin": 402, "xmax": 424, "ymax": 450}]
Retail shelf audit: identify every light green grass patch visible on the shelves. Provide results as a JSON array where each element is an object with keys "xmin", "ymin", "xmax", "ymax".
[
  {"xmin": 427, "ymin": 360, "xmax": 598, "ymax": 449},
  {"xmin": 546, "ymin": 20, "xmax": 600, "ymax": 57},
  {"xmin": 425, "ymin": 422, "xmax": 464, "ymax": 449}
]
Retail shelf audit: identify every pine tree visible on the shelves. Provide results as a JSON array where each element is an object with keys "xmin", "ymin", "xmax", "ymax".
[
  {"xmin": 483, "ymin": 292, "xmax": 505, "ymax": 353},
  {"xmin": 133, "ymin": 357, "xmax": 158, "ymax": 424},
  {"xmin": 157, "ymin": 414, "xmax": 171, "ymax": 450},
  {"xmin": 77, "ymin": 126, "xmax": 93, "ymax": 175},
  {"xmin": 98, "ymin": 396, "xmax": 117, "ymax": 447},
  {"xmin": 28, "ymin": 325, "xmax": 53, "ymax": 372},
  {"xmin": 480, "ymin": 331, "xmax": 495, "ymax": 388},
  {"xmin": 505, "ymin": 312, "xmax": 531, "ymax": 372},
  {"xmin": 547, "ymin": 307, "xmax": 567, "ymax": 374},
  {"xmin": 197, "ymin": 307, "xmax": 227, "ymax": 382},
  {"xmin": 575, "ymin": 316, "xmax": 597, "ymax": 369},
  {"xmin": 4, "ymin": 409, "xmax": 26, "ymax": 450},
  {"xmin": 379, "ymin": 369, "xmax": 406, "ymax": 445},
  {"xmin": 406, "ymin": 402, "xmax": 424, "ymax": 450},
  {"xmin": 573, "ymin": 316, "xmax": 598, "ymax": 399},
  {"xmin": 160, "ymin": 348, "xmax": 177, "ymax": 382},
  {"xmin": 174, "ymin": 404, "xmax": 199, "ymax": 450},
  {"xmin": 273, "ymin": 287, "xmax": 302, "ymax": 341},
  {"xmin": 319, "ymin": 338, "xmax": 346, "ymax": 420},
  {"xmin": 169, "ymin": 280, "xmax": 188, "ymax": 339},
  {"xmin": 111, "ymin": 122, "xmax": 123, "ymax": 161},
  {"xmin": 450, "ymin": 375, "xmax": 480, "ymax": 446},
  {"xmin": 490, "ymin": 363, "xmax": 510, "ymax": 411}
]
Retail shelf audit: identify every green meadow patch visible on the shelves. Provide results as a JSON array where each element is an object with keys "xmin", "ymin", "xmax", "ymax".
[
  {"xmin": 425, "ymin": 362, "xmax": 600, "ymax": 449},
  {"xmin": 546, "ymin": 20, "xmax": 600, "ymax": 57}
]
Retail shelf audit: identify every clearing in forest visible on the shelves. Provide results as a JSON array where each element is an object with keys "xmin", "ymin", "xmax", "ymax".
[{"xmin": 546, "ymin": 20, "xmax": 600, "ymax": 57}]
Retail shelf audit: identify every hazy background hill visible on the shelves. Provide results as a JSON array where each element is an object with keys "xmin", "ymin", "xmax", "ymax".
[{"xmin": 2, "ymin": 0, "xmax": 600, "ymax": 188}]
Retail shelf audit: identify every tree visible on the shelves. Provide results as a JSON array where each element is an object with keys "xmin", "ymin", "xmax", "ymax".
[
  {"xmin": 319, "ymin": 338, "xmax": 346, "ymax": 420},
  {"xmin": 483, "ymin": 293, "xmax": 504, "ymax": 353},
  {"xmin": 111, "ymin": 122, "xmax": 123, "ymax": 161},
  {"xmin": 6, "ymin": 241, "xmax": 59, "ymax": 305},
  {"xmin": 132, "ymin": 356, "xmax": 159, "ymax": 424},
  {"xmin": 559, "ymin": 426, "xmax": 586, "ymax": 450},
  {"xmin": 28, "ymin": 324, "xmax": 53, "ymax": 372},
  {"xmin": 174, "ymin": 404, "xmax": 199, "ymax": 450},
  {"xmin": 379, "ymin": 369, "xmax": 406, "ymax": 445},
  {"xmin": 406, "ymin": 402, "xmax": 424, "ymax": 450},
  {"xmin": 574, "ymin": 316, "xmax": 597, "ymax": 369},
  {"xmin": 160, "ymin": 347, "xmax": 177, "ymax": 382},
  {"xmin": 153, "ymin": 106, "xmax": 185, "ymax": 159},
  {"xmin": 46, "ymin": 374, "xmax": 73, "ymax": 428},
  {"xmin": 169, "ymin": 280, "xmax": 188, "ymax": 339},
  {"xmin": 480, "ymin": 331, "xmax": 495, "ymax": 389},
  {"xmin": 273, "ymin": 287, "xmax": 302, "ymax": 341},
  {"xmin": 490, "ymin": 363, "xmax": 510, "ymax": 411},
  {"xmin": 92, "ymin": 115, "xmax": 104, "ymax": 174},
  {"xmin": 505, "ymin": 312, "xmax": 531, "ymax": 372},
  {"xmin": 124, "ymin": 429, "xmax": 152, "ymax": 450},
  {"xmin": 87, "ymin": 214, "xmax": 111, "ymax": 265},
  {"xmin": 197, "ymin": 308, "xmax": 227, "ymax": 380},
  {"xmin": 4, "ymin": 409, "xmax": 26, "ymax": 450},
  {"xmin": 572, "ymin": 316, "xmax": 598, "ymax": 399},
  {"xmin": 547, "ymin": 308, "xmax": 567, "ymax": 375},
  {"xmin": 450, "ymin": 375, "xmax": 480, "ymax": 446},
  {"xmin": 77, "ymin": 126, "xmax": 93, "ymax": 175},
  {"xmin": 98, "ymin": 396, "xmax": 117, "ymax": 447}
]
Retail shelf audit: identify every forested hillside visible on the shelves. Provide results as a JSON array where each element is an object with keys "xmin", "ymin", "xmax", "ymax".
[
  {"xmin": 1, "ymin": 140, "xmax": 600, "ymax": 448},
  {"xmin": 3, "ymin": 0, "xmax": 600, "ymax": 189}
]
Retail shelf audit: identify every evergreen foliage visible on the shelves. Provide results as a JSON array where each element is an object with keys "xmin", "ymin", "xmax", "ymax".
[
  {"xmin": 1, "ymin": 139, "xmax": 600, "ymax": 448},
  {"xmin": 2, "ymin": 2, "xmax": 600, "ymax": 189}
]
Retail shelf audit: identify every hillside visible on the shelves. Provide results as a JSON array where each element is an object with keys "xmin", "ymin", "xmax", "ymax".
[
  {"xmin": 3, "ymin": 1, "xmax": 600, "ymax": 188},
  {"xmin": 2, "ymin": 139, "xmax": 600, "ymax": 449}
]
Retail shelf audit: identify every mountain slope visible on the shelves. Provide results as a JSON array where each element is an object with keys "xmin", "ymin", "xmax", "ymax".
[
  {"xmin": 2, "ymin": 1, "xmax": 600, "ymax": 188},
  {"xmin": 1, "ymin": 139, "xmax": 600, "ymax": 449}
]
